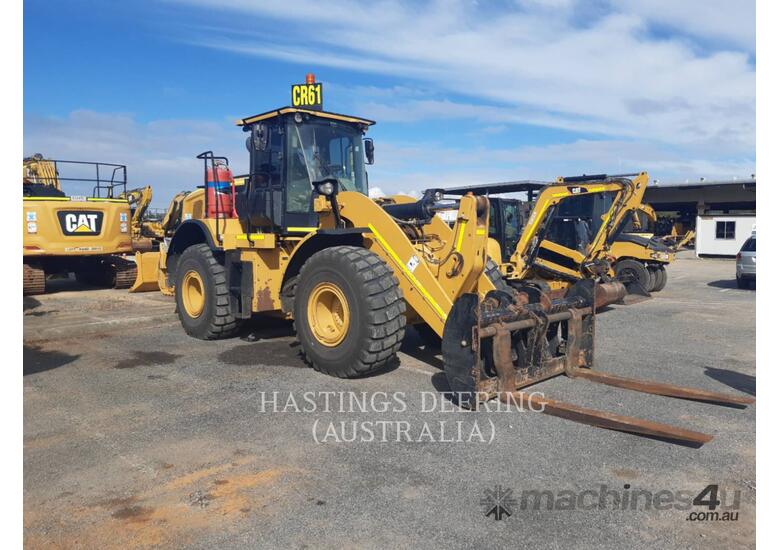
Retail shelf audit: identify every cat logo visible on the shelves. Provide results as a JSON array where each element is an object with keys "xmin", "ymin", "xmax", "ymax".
[{"xmin": 57, "ymin": 211, "xmax": 103, "ymax": 236}]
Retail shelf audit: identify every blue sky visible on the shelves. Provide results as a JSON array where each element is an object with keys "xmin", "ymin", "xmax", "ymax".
[{"xmin": 24, "ymin": 0, "xmax": 755, "ymax": 206}]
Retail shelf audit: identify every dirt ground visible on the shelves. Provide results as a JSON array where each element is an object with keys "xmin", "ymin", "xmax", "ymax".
[{"xmin": 23, "ymin": 253, "xmax": 755, "ymax": 549}]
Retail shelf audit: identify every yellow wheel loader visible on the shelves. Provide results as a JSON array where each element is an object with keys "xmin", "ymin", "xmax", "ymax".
[
  {"xmin": 146, "ymin": 85, "xmax": 750, "ymax": 444},
  {"xmin": 128, "ymin": 188, "xmax": 207, "ymax": 292},
  {"xmin": 23, "ymin": 154, "xmax": 136, "ymax": 294}
]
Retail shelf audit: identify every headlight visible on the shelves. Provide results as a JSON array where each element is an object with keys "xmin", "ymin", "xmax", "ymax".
[{"xmin": 316, "ymin": 181, "xmax": 335, "ymax": 196}]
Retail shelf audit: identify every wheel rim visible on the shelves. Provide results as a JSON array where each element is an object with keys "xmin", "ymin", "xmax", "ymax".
[
  {"xmin": 621, "ymin": 267, "xmax": 640, "ymax": 283},
  {"xmin": 181, "ymin": 270, "xmax": 205, "ymax": 318},
  {"xmin": 307, "ymin": 282, "xmax": 350, "ymax": 347}
]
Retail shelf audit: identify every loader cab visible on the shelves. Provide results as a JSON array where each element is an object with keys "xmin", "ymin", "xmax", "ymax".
[
  {"xmin": 488, "ymin": 197, "xmax": 525, "ymax": 261},
  {"xmin": 442, "ymin": 181, "xmax": 547, "ymax": 263},
  {"xmin": 235, "ymin": 107, "xmax": 375, "ymax": 235}
]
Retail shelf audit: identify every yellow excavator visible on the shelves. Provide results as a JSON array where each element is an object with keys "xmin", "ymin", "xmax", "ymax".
[
  {"xmin": 445, "ymin": 174, "xmax": 678, "ymax": 297},
  {"xmin": 121, "ymin": 185, "xmax": 163, "ymax": 250},
  {"xmin": 23, "ymin": 154, "xmax": 136, "ymax": 294},
  {"xmin": 127, "ymin": 76, "xmax": 751, "ymax": 444},
  {"xmin": 633, "ymin": 206, "xmax": 696, "ymax": 251}
]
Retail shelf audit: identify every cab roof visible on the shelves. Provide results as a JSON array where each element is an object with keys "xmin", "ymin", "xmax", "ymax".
[
  {"xmin": 235, "ymin": 107, "xmax": 375, "ymax": 127},
  {"xmin": 443, "ymin": 180, "xmax": 551, "ymax": 196}
]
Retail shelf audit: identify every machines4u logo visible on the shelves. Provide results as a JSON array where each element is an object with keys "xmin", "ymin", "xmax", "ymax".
[
  {"xmin": 57, "ymin": 211, "xmax": 103, "ymax": 236},
  {"xmin": 480, "ymin": 485, "xmax": 517, "ymax": 520}
]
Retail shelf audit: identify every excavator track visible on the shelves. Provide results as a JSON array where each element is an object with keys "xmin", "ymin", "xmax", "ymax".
[
  {"xmin": 74, "ymin": 255, "xmax": 137, "ymax": 289},
  {"xmin": 23, "ymin": 263, "xmax": 46, "ymax": 295},
  {"xmin": 109, "ymin": 256, "xmax": 138, "ymax": 289}
]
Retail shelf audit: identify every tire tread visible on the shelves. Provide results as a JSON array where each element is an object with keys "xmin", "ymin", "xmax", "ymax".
[
  {"xmin": 176, "ymin": 243, "xmax": 240, "ymax": 340},
  {"xmin": 296, "ymin": 246, "xmax": 406, "ymax": 378}
]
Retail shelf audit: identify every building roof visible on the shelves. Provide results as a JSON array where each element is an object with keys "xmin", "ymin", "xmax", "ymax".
[
  {"xmin": 442, "ymin": 180, "xmax": 551, "ymax": 196},
  {"xmin": 236, "ymin": 107, "xmax": 375, "ymax": 127},
  {"xmin": 648, "ymin": 178, "xmax": 755, "ymax": 189}
]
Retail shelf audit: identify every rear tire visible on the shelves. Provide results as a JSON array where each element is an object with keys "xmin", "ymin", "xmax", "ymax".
[
  {"xmin": 736, "ymin": 275, "xmax": 749, "ymax": 289},
  {"xmin": 647, "ymin": 268, "xmax": 658, "ymax": 292},
  {"xmin": 294, "ymin": 246, "xmax": 406, "ymax": 378},
  {"xmin": 652, "ymin": 265, "xmax": 668, "ymax": 291},
  {"xmin": 175, "ymin": 243, "xmax": 241, "ymax": 340},
  {"xmin": 614, "ymin": 259, "xmax": 651, "ymax": 293}
]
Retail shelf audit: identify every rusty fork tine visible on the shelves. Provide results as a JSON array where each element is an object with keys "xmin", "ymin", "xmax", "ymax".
[
  {"xmin": 512, "ymin": 391, "xmax": 713, "ymax": 446},
  {"xmin": 568, "ymin": 369, "xmax": 755, "ymax": 406}
]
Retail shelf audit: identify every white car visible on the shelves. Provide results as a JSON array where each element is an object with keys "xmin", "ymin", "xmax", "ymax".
[{"xmin": 736, "ymin": 235, "xmax": 756, "ymax": 289}]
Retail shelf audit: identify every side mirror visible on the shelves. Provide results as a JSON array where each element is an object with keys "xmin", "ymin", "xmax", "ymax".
[{"xmin": 364, "ymin": 138, "xmax": 374, "ymax": 165}]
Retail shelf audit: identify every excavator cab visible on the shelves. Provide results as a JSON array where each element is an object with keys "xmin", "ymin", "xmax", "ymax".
[{"xmin": 445, "ymin": 174, "xmax": 663, "ymax": 295}]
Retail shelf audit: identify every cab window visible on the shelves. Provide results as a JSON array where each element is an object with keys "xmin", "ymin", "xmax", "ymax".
[{"xmin": 286, "ymin": 119, "xmax": 367, "ymax": 214}]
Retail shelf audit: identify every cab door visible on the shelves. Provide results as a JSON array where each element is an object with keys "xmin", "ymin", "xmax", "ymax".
[
  {"xmin": 500, "ymin": 199, "xmax": 523, "ymax": 261},
  {"xmin": 242, "ymin": 121, "xmax": 285, "ymax": 231}
]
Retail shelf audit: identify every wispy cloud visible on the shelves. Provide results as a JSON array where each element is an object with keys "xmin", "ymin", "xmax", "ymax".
[
  {"xmin": 24, "ymin": 110, "xmax": 247, "ymax": 207},
  {"xmin": 171, "ymin": 0, "xmax": 755, "ymax": 157},
  {"xmin": 24, "ymin": 1, "xmax": 754, "ymax": 201},
  {"xmin": 24, "ymin": 108, "xmax": 754, "ymax": 204},
  {"xmin": 369, "ymin": 138, "xmax": 754, "ymax": 189}
]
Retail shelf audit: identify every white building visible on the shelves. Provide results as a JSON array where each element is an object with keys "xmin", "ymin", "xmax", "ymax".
[
  {"xmin": 645, "ymin": 177, "xmax": 756, "ymax": 258},
  {"xmin": 695, "ymin": 215, "xmax": 755, "ymax": 257}
]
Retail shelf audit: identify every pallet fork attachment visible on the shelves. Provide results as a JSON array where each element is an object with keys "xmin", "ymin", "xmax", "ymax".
[{"xmin": 441, "ymin": 280, "xmax": 754, "ymax": 446}]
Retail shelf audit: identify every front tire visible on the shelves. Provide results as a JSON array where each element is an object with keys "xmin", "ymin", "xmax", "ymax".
[
  {"xmin": 175, "ymin": 243, "xmax": 241, "ymax": 340},
  {"xmin": 294, "ymin": 246, "xmax": 406, "ymax": 378},
  {"xmin": 614, "ymin": 259, "xmax": 651, "ymax": 293}
]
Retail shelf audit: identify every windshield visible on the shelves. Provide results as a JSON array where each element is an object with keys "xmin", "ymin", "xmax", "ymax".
[
  {"xmin": 287, "ymin": 119, "xmax": 366, "ymax": 212},
  {"xmin": 623, "ymin": 209, "xmax": 654, "ymax": 234},
  {"xmin": 548, "ymin": 191, "xmax": 619, "ymax": 248}
]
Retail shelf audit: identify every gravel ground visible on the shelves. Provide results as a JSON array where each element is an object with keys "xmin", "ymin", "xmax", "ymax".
[{"xmin": 23, "ymin": 253, "xmax": 755, "ymax": 549}]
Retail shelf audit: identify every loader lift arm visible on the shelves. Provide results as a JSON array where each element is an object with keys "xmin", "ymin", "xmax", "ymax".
[{"xmin": 332, "ymin": 190, "xmax": 490, "ymax": 337}]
